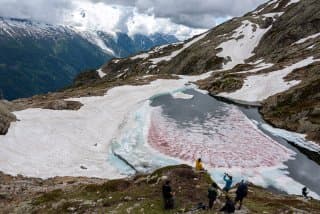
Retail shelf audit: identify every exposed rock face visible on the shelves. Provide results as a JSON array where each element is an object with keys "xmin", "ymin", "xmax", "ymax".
[
  {"xmin": 261, "ymin": 76, "xmax": 320, "ymax": 142},
  {"xmin": 0, "ymin": 101, "xmax": 16, "ymax": 135}
]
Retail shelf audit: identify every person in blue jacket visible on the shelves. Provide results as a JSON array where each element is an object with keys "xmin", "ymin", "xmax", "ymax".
[{"xmin": 223, "ymin": 173, "xmax": 233, "ymax": 192}]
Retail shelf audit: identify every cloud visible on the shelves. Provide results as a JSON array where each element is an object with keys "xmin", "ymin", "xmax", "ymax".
[
  {"xmin": 92, "ymin": 0, "xmax": 267, "ymax": 28},
  {"xmin": 0, "ymin": 0, "xmax": 73, "ymax": 24},
  {"xmin": 0, "ymin": 0, "xmax": 268, "ymax": 39}
]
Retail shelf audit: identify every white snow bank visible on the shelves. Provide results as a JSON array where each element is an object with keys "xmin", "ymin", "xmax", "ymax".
[
  {"xmin": 285, "ymin": 0, "xmax": 300, "ymax": 7},
  {"xmin": 237, "ymin": 62, "xmax": 273, "ymax": 74},
  {"xmin": 260, "ymin": 123, "xmax": 320, "ymax": 153},
  {"xmin": 294, "ymin": 32, "xmax": 320, "ymax": 45},
  {"xmin": 149, "ymin": 32, "xmax": 208, "ymax": 64},
  {"xmin": 97, "ymin": 68, "xmax": 106, "ymax": 78},
  {"xmin": 262, "ymin": 12, "xmax": 284, "ymax": 19},
  {"xmin": 0, "ymin": 73, "xmax": 210, "ymax": 179},
  {"xmin": 217, "ymin": 20, "xmax": 271, "ymax": 70},
  {"xmin": 130, "ymin": 53, "xmax": 149, "ymax": 60},
  {"xmin": 171, "ymin": 91, "xmax": 194, "ymax": 99},
  {"xmin": 219, "ymin": 57, "xmax": 320, "ymax": 102}
]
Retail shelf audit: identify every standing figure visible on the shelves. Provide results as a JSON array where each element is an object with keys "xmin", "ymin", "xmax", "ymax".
[
  {"xmin": 223, "ymin": 173, "xmax": 233, "ymax": 192},
  {"xmin": 235, "ymin": 180, "xmax": 248, "ymax": 210},
  {"xmin": 162, "ymin": 180, "xmax": 174, "ymax": 209},
  {"xmin": 208, "ymin": 183, "xmax": 218, "ymax": 209},
  {"xmin": 302, "ymin": 187, "xmax": 309, "ymax": 199}
]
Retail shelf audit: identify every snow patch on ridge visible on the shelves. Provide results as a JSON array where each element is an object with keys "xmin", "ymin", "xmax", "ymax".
[
  {"xmin": 285, "ymin": 0, "xmax": 300, "ymax": 8},
  {"xmin": 236, "ymin": 62, "xmax": 273, "ymax": 74},
  {"xmin": 97, "ymin": 69, "xmax": 106, "ymax": 78},
  {"xmin": 217, "ymin": 20, "xmax": 271, "ymax": 70},
  {"xmin": 294, "ymin": 32, "xmax": 320, "ymax": 45},
  {"xmin": 219, "ymin": 57, "xmax": 320, "ymax": 102},
  {"xmin": 149, "ymin": 32, "xmax": 209, "ymax": 64}
]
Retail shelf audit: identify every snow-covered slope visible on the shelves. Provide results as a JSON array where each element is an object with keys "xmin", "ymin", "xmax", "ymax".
[
  {"xmin": 0, "ymin": 16, "xmax": 178, "ymax": 100},
  {"xmin": 1, "ymin": 0, "xmax": 320, "ymax": 200}
]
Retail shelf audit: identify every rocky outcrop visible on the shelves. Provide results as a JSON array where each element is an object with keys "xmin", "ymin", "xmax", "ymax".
[
  {"xmin": 43, "ymin": 100, "xmax": 83, "ymax": 111},
  {"xmin": 0, "ymin": 101, "xmax": 16, "ymax": 135},
  {"xmin": 1, "ymin": 165, "xmax": 319, "ymax": 213},
  {"xmin": 261, "ymin": 76, "xmax": 320, "ymax": 142}
]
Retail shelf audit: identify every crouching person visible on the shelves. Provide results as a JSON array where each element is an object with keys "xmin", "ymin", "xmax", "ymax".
[{"xmin": 162, "ymin": 180, "xmax": 175, "ymax": 209}]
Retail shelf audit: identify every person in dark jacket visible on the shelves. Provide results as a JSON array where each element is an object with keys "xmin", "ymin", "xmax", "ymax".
[
  {"xmin": 302, "ymin": 187, "xmax": 309, "ymax": 199},
  {"xmin": 235, "ymin": 180, "xmax": 248, "ymax": 210},
  {"xmin": 220, "ymin": 196, "xmax": 236, "ymax": 213},
  {"xmin": 162, "ymin": 180, "xmax": 174, "ymax": 209},
  {"xmin": 208, "ymin": 183, "xmax": 218, "ymax": 209}
]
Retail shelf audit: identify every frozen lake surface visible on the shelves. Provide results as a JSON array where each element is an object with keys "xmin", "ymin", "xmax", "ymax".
[{"xmin": 112, "ymin": 88, "xmax": 320, "ymax": 197}]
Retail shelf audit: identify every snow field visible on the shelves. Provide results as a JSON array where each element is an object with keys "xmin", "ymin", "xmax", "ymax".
[
  {"xmin": 219, "ymin": 57, "xmax": 320, "ymax": 102},
  {"xmin": 0, "ymin": 75, "xmax": 208, "ymax": 179},
  {"xmin": 217, "ymin": 20, "xmax": 271, "ymax": 70},
  {"xmin": 149, "ymin": 32, "xmax": 209, "ymax": 64}
]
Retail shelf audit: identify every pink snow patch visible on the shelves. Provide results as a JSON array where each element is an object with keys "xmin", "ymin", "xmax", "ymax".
[{"xmin": 148, "ymin": 107, "xmax": 294, "ymax": 168}]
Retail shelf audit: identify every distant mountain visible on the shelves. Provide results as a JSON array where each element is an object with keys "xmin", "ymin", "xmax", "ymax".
[{"xmin": 0, "ymin": 17, "xmax": 178, "ymax": 100}]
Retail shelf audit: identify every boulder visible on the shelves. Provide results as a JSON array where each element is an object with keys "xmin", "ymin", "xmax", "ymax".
[
  {"xmin": 0, "ymin": 101, "xmax": 16, "ymax": 135},
  {"xmin": 43, "ymin": 100, "xmax": 83, "ymax": 111}
]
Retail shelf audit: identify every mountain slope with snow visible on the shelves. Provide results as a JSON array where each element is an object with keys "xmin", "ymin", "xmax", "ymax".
[
  {"xmin": 0, "ymin": 17, "xmax": 178, "ymax": 100},
  {"xmin": 1, "ymin": 0, "xmax": 320, "ymax": 203},
  {"xmin": 94, "ymin": 0, "xmax": 318, "ymax": 144}
]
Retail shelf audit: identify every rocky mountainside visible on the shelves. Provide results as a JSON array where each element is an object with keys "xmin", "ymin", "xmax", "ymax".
[
  {"xmin": 0, "ymin": 17, "xmax": 178, "ymax": 100},
  {"xmin": 73, "ymin": 0, "xmax": 319, "ymax": 145},
  {"xmin": 1, "ymin": 165, "xmax": 319, "ymax": 213}
]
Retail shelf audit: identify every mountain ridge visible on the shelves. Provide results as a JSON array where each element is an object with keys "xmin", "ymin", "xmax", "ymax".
[{"xmin": 0, "ymin": 16, "xmax": 178, "ymax": 100}]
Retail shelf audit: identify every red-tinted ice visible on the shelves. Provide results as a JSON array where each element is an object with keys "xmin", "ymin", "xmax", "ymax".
[{"xmin": 148, "ymin": 106, "xmax": 294, "ymax": 168}]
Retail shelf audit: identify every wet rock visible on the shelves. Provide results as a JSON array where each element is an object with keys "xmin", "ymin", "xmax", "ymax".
[{"xmin": 80, "ymin": 165, "xmax": 88, "ymax": 170}]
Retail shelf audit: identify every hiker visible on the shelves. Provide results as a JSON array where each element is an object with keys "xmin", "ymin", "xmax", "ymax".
[
  {"xmin": 195, "ymin": 158, "xmax": 205, "ymax": 171},
  {"xmin": 220, "ymin": 196, "xmax": 236, "ymax": 213},
  {"xmin": 208, "ymin": 182, "xmax": 218, "ymax": 209},
  {"xmin": 302, "ymin": 187, "xmax": 309, "ymax": 199},
  {"xmin": 162, "ymin": 180, "xmax": 175, "ymax": 209},
  {"xmin": 223, "ymin": 173, "xmax": 233, "ymax": 192},
  {"xmin": 235, "ymin": 180, "xmax": 248, "ymax": 210}
]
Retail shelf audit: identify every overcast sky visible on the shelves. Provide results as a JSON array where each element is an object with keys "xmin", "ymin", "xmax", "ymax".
[{"xmin": 0, "ymin": 0, "xmax": 267, "ymax": 39}]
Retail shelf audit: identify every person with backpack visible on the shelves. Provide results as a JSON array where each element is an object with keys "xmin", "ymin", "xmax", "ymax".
[
  {"xmin": 223, "ymin": 173, "xmax": 233, "ymax": 192},
  {"xmin": 162, "ymin": 180, "xmax": 175, "ymax": 209},
  {"xmin": 235, "ymin": 180, "xmax": 248, "ymax": 210},
  {"xmin": 208, "ymin": 182, "xmax": 218, "ymax": 209},
  {"xmin": 220, "ymin": 196, "xmax": 236, "ymax": 213}
]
